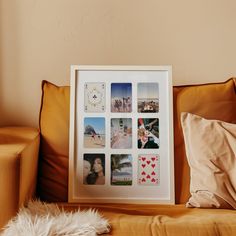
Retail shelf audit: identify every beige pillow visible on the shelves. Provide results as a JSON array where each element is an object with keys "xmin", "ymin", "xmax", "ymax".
[{"xmin": 181, "ymin": 112, "xmax": 236, "ymax": 209}]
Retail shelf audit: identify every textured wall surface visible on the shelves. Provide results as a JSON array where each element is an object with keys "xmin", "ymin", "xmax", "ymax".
[{"xmin": 1, "ymin": 0, "xmax": 236, "ymax": 126}]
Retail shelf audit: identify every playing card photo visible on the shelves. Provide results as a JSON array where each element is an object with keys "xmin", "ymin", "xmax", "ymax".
[
  {"xmin": 137, "ymin": 118, "xmax": 159, "ymax": 149},
  {"xmin": 137, "ymin": 83, "xmax": 159, "ymax": 113},
  {"xmin": 111, "ymin": 154, "xmax": 132, "ymax": 186},
  {"xmin": 84, "ymin": 82, "xmax": 105, "ymax": 112},
  {"xmin": 138, "ymin": 154, "xmax": 160, "ymax": 186},
  {"xmin": 111, "ymin": 118, "xmax": 132, "ymax": 149},
  {"xmin": 111, "ymin": 83, "xmax": 132, "ymax": 112},
  {"xmin": 83, "ymin": 154, "xmax": 105, "ymax": 185},
  {"xmin": 84, "ymin": 117, "xmax": 105, "ymax": 148}
]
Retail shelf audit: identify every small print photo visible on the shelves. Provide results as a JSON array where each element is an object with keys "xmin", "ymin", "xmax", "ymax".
[
  {"xmin": 111, "ymin": 118, "xmax": 132, "ymax": 149},
  {"xmin": 111, "ymin": 154, "xmax": 132, "ymax": 186},
  {"xmin": 84, "ymin": 117, "xmax": 105, "ymax": 148},
  {"xmin": 138, "ymin": 118, "xmax": 159, "ymax": 149},
  {"xmin": 138, "ymin": 154, "xmax": 160, "ymax": 186},
  {"xmin": 83, "ymin": 154, "xmax": 105, "ymax": 185},
  {"xmin": 111, "ymin": 83, "xmax": 132, "ymax": 112},
  {"xmin": 138, "ymin": 83, "xmax": 159, "ymax": 113},
  {"xmin": 84, "ymin": 83, "xmax": 105, "ymax": 112}
]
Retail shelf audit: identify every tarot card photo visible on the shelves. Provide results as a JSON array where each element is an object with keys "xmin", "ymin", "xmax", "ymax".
[
  {"xmin": 111, "ymin": 118, "xmax": 132, "ymax": 149},
  {"xmin": 84, "ymin": 117, "xmax": 105, "ymax": 148},
  {"xmin": 111, "ymin": 154, "xmax": 132, "ymax": 186},
  {"xmin": 84, "ymin": 82, "xmax": 105, "ymax": 112},
  {"xmin": 83, "ymin": 154, "xmax": 105, "ymax": 185},
  {"xmin": 137, "ymin": 118, "xmax": 159, "ymax": 149},
  {"xmin": 138, "ymin": 83, "xmax": 159, "ymax": 113},
  {"xmin": 111, "ymin": 83, "xmax": 132, "ymax": 112},
  {"xmin": 138, "ymin": 154, "xmax": 160, "ymax": 186}
]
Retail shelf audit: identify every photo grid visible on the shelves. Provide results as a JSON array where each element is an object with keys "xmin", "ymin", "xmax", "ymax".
[{"xmin": 82, "ymin": 82, "xmax": 160, "ymax": 187}]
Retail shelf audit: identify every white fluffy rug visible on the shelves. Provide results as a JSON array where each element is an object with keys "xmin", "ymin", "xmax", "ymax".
[{"xmin": 1, "ymin": 200, "xmax": 110, "ymax": 236}]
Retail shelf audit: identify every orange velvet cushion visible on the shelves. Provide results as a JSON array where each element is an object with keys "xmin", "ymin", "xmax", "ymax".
[
  {"xmin": 174, "ymin": 78, "xmax": 236, "ymax": 203},
  {"xmin": 181, "ymin": 112, "xmax": 236, "ymax": 208},
  {"xmin": 37, "ymin": 81, "xmax": 70, "ymax": 201}
]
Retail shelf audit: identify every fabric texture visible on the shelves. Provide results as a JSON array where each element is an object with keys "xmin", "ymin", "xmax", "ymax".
[
  {"xmin": 0, "ymin": 127, "xmax": 40, "ymax": 229},
  {"xmin": 181, "ymin": 112, "xmax": 236, "ymax": 209},
  {"xmin": 62, "ymin": 203, "xmax": 236, "ymax": 236},
  {"xmin": 37, "ymin": 81, "xmax": 70, "ymax": 202},
  {"xmin": 174, "ymin": 78, "xmax": 236, "ymax": 203}
]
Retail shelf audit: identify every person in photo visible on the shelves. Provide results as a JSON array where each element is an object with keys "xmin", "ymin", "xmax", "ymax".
[
  {"xmin": 84, "ymin": 118, "xmax": 105, "ymax": 148},
  {"xmin": 111, "ymin": 118, "xmax": 132, "ymax": 149},
  {"xmin": 84, "ymin": 155, "xmax": 105, "ymax": 185},
  {"xmin": 83, "ymin": 159, "xmax": 92, "ymax": 184},
  {"xmin": 111, "ymin": 83, "xmax": 132, "ymax": 112},
  {"xmin": 138, "ymin": 83, "xmax": 159, "ymax": 113},
  {"xmin": 138, "ymin": 118, "xmax": 159, "ymax": 149}
]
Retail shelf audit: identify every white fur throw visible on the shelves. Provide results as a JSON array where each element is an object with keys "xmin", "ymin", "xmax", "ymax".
[{"xmin": 1, "ymin": 200, "xmax": 110, "ymax": 236}]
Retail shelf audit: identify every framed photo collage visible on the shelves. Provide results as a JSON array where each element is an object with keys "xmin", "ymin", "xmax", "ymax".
[{"xmin": 69, "ymin": 66, "xmax": 174, "ymax": 204}]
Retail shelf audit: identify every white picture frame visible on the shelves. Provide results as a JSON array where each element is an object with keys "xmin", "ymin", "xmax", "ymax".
[{"xmin": 69, "ymin": 65, "xmax": 174, "ymax": 204}]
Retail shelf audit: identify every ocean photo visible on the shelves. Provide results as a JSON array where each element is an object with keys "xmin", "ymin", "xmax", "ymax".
[{"xmin": 84, "ymin": 117, "xmax": 105, "ymax": 148}]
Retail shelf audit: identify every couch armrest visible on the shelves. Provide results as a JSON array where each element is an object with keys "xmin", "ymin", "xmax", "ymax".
[
  {"xmin": 0, "ymin": 127, "xmax": 40, "ymax": 229},
  {"xmin": 0, "ymin": 153, "xmax": 20, "ymax": 230}
]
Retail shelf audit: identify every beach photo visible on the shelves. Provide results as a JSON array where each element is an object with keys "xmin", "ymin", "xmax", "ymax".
[
  {"xmin": 111, "ymin": 154, "xmax": 132, "ymax": 186},
  {"xmin": 138, "ymin": 83, "xmax": 159, "ymax": 113},
  {"xmin": 111, "ymin": 118, "xmax": 132, "ymax": 149},
  {"xmin": 111, "ymin": 83, "xmax": 132, "ymax": 112},
  {"xmin": 84, "ymin": 117, "xmax": 105, "ymax": 148},
  {"xmin": 137, "ymin": 118, "xmax": 159, "ymax": 149},
  {"xmin": 83, "ymin": 154, "xmax": 105, "ymax": 185}
]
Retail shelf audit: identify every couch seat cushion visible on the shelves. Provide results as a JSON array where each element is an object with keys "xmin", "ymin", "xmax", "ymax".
[{"xmin": 62, "ymin": 203, "xmax": 236, "ymax": 235}]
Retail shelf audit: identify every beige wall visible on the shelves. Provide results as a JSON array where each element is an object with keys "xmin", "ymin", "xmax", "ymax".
[{"xmin": 1, "ymin": 0, "xmax": 236, "ymax": 127}]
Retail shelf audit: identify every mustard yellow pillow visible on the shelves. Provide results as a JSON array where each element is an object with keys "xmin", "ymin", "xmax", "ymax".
[
  {"xmin": 181, "ymin": 112, "xmax": 236, "ymax": 209},
  {"xmin": 38, "ymin": 81, "xmax": 70, "ymax": 202}
]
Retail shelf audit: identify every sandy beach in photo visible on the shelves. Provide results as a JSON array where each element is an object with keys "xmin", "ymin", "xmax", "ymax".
[{"xmin": 84, "ymin": 134, "xmax": 105, "ymax": 148}]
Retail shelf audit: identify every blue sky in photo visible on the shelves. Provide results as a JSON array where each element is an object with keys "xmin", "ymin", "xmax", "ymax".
[
  {"xmin": 138, "ymin": 83, "xmax": 159, "ymax": 99},
  {"xmin": 84, "ymin": 117, "xmax": 105, "ymax": 134},
  {"xmin": 111, "ymin": 83, "xmax": 132, "ymax": 98},
  {"xmin": 124, "ymin": 154, "xmax": 132, "ymax": 163}
]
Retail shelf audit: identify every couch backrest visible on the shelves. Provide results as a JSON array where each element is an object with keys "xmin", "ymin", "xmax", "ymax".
[{"xmin": 37, "ymin": 78, "xmax": 236, "ymax": 203}]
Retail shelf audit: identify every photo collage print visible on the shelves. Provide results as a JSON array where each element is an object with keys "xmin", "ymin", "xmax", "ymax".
[{"xmin": 83, "ymin": 82, "xmax": 160, "ymax": 186}]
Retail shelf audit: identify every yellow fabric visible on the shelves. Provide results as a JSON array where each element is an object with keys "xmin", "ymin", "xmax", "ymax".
[
  {"xmin": 174, "ymin": 78, "xmax": 236, "ymax": 203},
  {"xmin": 63, "ymin": 203, "xmax": 236, "ymax": 235},
  {"xmin": 38, "ymin": 80, "xmax": 70, "ymax": 201},
  {"xmin": 0, "ymin": 127, "xmax": 39, "ymax": 229},
  {"xmin": 181, "ymin": 113, "xmax": 236, "ymax": 209}
]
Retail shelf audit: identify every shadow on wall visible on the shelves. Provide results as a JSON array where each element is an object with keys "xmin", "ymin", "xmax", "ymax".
[{"xmin": 0, "ymin": 1, "xmax": 20, "ymax": 126}]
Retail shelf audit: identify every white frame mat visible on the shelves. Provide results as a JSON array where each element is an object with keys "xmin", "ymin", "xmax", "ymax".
[{"xmin": 69, "ymin": 65, "xmax": 174, "ymax": 204}]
